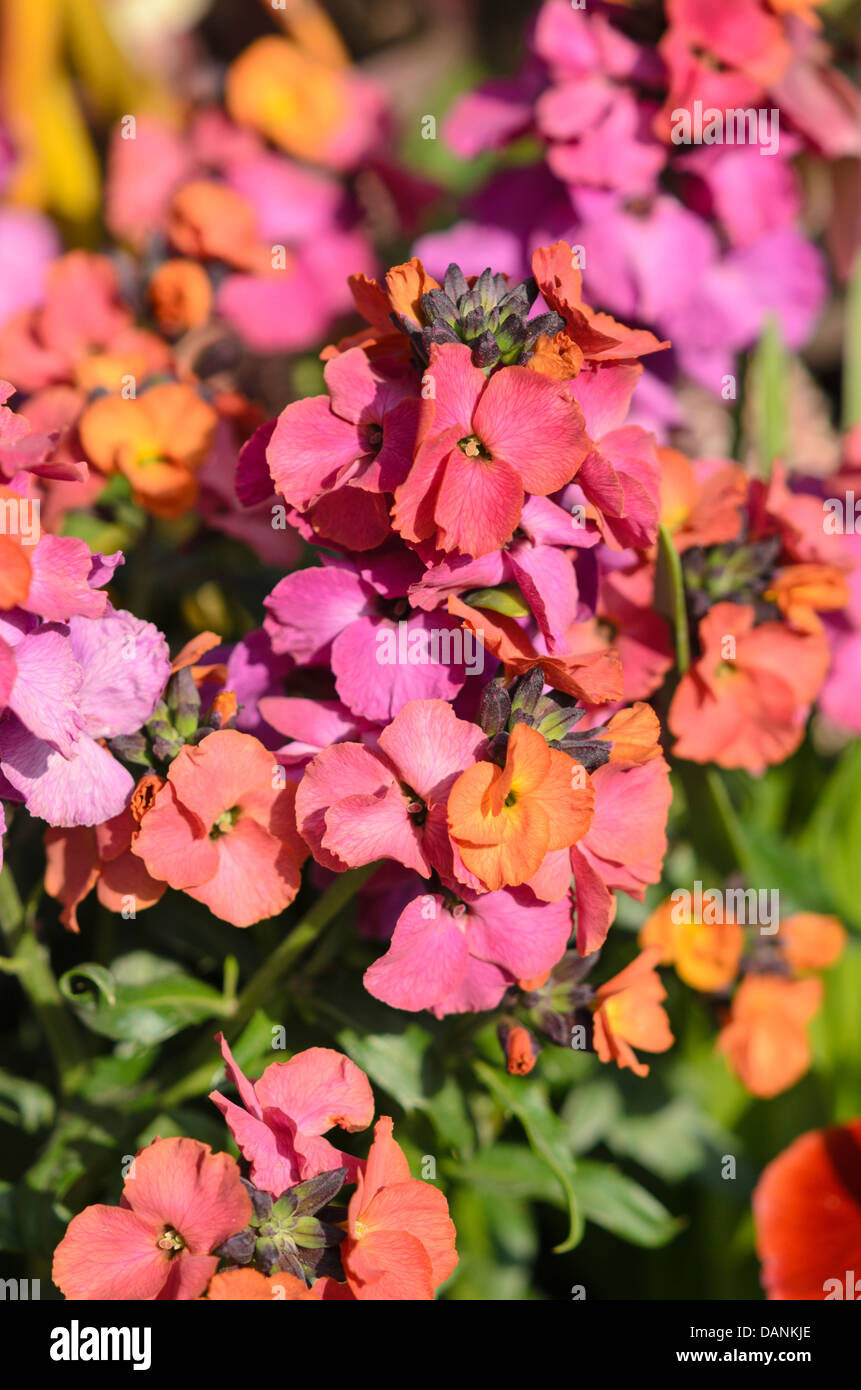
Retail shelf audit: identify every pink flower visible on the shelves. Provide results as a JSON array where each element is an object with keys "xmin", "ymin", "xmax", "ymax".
[
  {"xmin": 295, "ymin": 698, "xmax": 486, "ymax": 880},
  {"xmin": 266, "ymin": 346, "xmax": 419, "ymax": 549},
  {"xmin": 209, "ymin": 1033, "xmax": 374, "ymax": 1197},
  {"xmin": 263, "ymin": 555, "xmax": 472, "ymax": 723},
  {"xmin": 364, "ymin": 886, "xmax": 572, "ymax": 1017},
  {"xmin": 52, "ymin": 1136, "xmax": 251, "ymax": 1300},
  {"xmin": 131, "ymin": 729, "xmax": 308, "ymax": 927},
  {"xmin": 392, "ymin": 343, "xmax": 589, "ymax": 558}
]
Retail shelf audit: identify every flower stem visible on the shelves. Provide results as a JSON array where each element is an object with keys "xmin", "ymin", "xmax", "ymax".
[{"xmin": 0, "ymin": 864, "xmax": 88, "ymax": 1097}]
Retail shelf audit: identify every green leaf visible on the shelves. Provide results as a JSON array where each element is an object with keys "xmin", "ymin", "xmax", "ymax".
[
  {"xmin": 474, "ymin": 1061, "xmax": 582, "ymax": 1252},
  {"xmin": 59, "ymin": 952, "xmax": 229, "ymax": 1045},
  {"xmin": 561, "ymin": 1078, "xmax": 622, "ymax": 1154},
  {"xmin": 749, "ymin": 316, "xmax": 789, "ymax": 476},
  {"xmin": 338, "ymin": 1024, "xmax": 473, "ymax": 1155},
  {"xmin": 0, "ymin": 1071, "xmax": 55, "ymax": 1132},
  {"xmin": 607, "ymin": 1098, "xmax": 727, "ymax": 1182},
  {"xmin": 843, "ymin": 248, "xmax": 861, "ymax": 431},
  {"xmin": 573, "ymin": 1160, "xmax": 683, "ymax": 1248},
  {"xmin": 655, "ymin": 524, "xmax": 690, "ymax": 672},
  {"xmin": 446, "ymin": 1144, "xmax": 566, "ymax": 1206}
]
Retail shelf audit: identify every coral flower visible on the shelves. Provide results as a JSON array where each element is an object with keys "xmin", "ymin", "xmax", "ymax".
[
  {"xmin": 639, "ymin": 896, "xmax": 744, "ymax": 992},
  {"xmin": 131, "ymin": 729, "xmax": 308, "ymax": 927},
  {"xmin": 209, "ymin": 1033, "xmax": 374, "ymax": 1197},
  {"xmin": 668, "ymin": 602, "xmax": 830, "ymax": 772},
  {"xmin": 447, "ymin": 722, "xmax": 594, "ymax": 891},
  {"xmin": 716, "ymin": 974, "xmax": 823, "ymax": 1097},
  {"xmin": 753, "ymin": 1119, "xmax": 861, "ymax": 1300},
  {"xmin": 52, "ymin": 1137, "xmax": 251, "ymax": 1301},
  {"xmin": 778, "ymin": 912, "xmax": 846, "ymax": 973},
  {"xmin": 392, "ymin": 342, "xmax": 589, "ymax": 558},
  {"xmin": 591, "ymin": 947, "xmax": 674, "ymax": 1078},
  {"xmin": 341, "ymin": 1117, "xmax": 458, "ymax": 1300}
]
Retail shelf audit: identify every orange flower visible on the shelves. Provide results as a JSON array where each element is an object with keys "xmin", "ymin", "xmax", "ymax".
[
  {"xmin": 591, "ymin": 946, "xmax": 674, "ymax": 1078},
  {"xmin": 501, "ymin": 1024, "xmax": 540, "ymax": 1075},
  {"xmin": 778, "ymin": 913, "xmax": 846, "ymax": 974},
  {"xmin": 669, "ymin": 602, "xmax": 831, "ymax": 772},
  {"xmin": 447, "ymin": 722, "xmax": 595, "ymax": 890},
  {"xmin": 447, "ymin": 594, "xmax": 623, "ymax": 705},
  {"xmin": 531, "ymin": 242, "xmax": 669, "ymax": 364},
  {"xmin": 716, "ymin": 974, "xmax": 823, "ymax": 1098},
  {"xmin": 765, "ymin": 564, "xmax": 849, "ymax": 633},
  {"xmin": 0, "ymin": 485, "xmax": 38, "ymax": 608},
  {"xmin": 322, "ymin": 261, "xmax": 441, "ymax": 362},
  {"xmin": 149, "ymin": 260, "xmax": 213, "ymax": 336},
  {"xmin": 595, "ymin": 702, "xmax": 663, "ymax": 766},
  {"xmin": 226, "ymin": 37, "xmax": 348, "ymax": 165},
  {"xmin": 658, "ymin": 448, "xmax": 748, "ymax": 552},
  {"xmin": 205, "ymin": 1269, "xmax": 313, "ymax": 1300},
  {"xmin": 79, "ymin": 382, "xmax": 217, "ymax": 518},
  {"xmin": 166, "ymin": 181, "xmax": 269, "ymax": 273},
  {"xmin": 639, "ymin": 897, "xmax": 743, "ymax": 992},
  {"xmin": 341, "ymin": 1117, "xmax": 457, "ymax": 1301},
  {"xmin": 753, "ymin": 1119, "xmax": 861, "ymax": 1301}
]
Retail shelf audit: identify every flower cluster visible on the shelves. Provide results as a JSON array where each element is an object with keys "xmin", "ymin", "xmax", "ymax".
[
  {"xmin": 437, "ymin": 0, "xmax": 860, "ymax": 398},
  {"xmin": 52, "ymin": 1037, "xmax": 456, "ymax": 1301}
]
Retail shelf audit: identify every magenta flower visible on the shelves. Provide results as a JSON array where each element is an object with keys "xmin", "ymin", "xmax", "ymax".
[
  {"xmin": 267, "ymin": 346, "xmax": 420, "ymax": 550},
  {"xmin": 209, "ymin": 1033, "xmax": 374, "ymax": 1196},
  {"xmin": 392, "ymin": 342, "xmax": 589, "ymax": 558},
  {"xmin": 264, "ymin": 555, "xmax": 472, "ymax": 722},
  {"xmin": 364, "ymin": 885, "xmax": 573, "ymax": 1018}
]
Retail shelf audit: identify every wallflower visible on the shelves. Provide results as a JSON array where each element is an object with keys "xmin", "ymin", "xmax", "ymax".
[
  {"xmin": 447, "ymin": 722, "xmax": 594, "ymax": 891},
  {"xmin": 777, "ymin": 912, "xmax": 846, "ymax": 974},
  {"xmin": 753, "ymin": 1119, "xmax": 861, "ymax": 1300},
  {"xmin": 266, "ymin": 347, "xmax": 419, "ymax": 551},
  {"xmin": 79, "ymin": 382, "xmax": 217, "ymax": 519},
  {"xmin": 639, "ymin": 896, "xmax": 744, "ymax": 992},
  {"xmin": 131, "ymin": 729, "xmax": 307, "ymax": 927},
  {"xmin": 209, "ymin": 1034, "xmax": 374, "ymax": 1198},
  {"xmin": 716, "ymin": 974, "xmax": 822, "ymax": 1097},
  {"xmin": 364, "ymin": 885, "xmax": 572, "ymax": 1017},
  {"xmin": 668, "ymin": 602, "xmax": 830, "ymax": 772},
  {"xmin": 341, "ymin": 1117, "xmax": 458, "ymax": 1300},
  {"xmin": 392, "ymin": 342, "xmax": 589, "ymax": 558},
  {"xmin": 295, "ymin": 699, "xmax": 486, "ymax": 880},
  {"xmin": 52, "ymin": 1137, "xmax": 251, "ymax": 1300},
  {"xmin": 591, "ymin": 946, "xmax": 674, "ymax": 1077}
]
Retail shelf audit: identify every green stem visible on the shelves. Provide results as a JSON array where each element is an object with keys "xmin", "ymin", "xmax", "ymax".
[
  {"xmin": 158, "ymin": 864, "xmax": 377, "ymax": 1107},
  {"xmin": 843, "ymin": 249, "xmax": 861, "ymax": 431},
  {"xmin": 0, "ymin": 865, "xmax": 88, "ymax": 1097}
]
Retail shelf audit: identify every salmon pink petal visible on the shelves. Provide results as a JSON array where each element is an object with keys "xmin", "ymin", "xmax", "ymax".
[
  {"xmin": 295, "ymin": 742, "xmax": 398, "ymax": 870},
  {"xmin": 208, "ymin": 1091, "xmax": 293, "ymax": 1192},
  {"xmin": 124, "ymin": 1136, "xmax": 251, "ymax": 1256},
  {"xmin": 131, "ymin": 781, "xmax": 219, "ymax": 888},
  {"xmin": 346, "ymin": 1228, "xmax": 434, "ymax": 1300},
  {"xmin": 474, "ymin": 366, "xmax": 588, "ymax": 493},
  {"xmin": 52, "ymin": 1205, "xmax": 168, "ymax": 1301},
  {"xmin": 324, "ymin": 346, "xmax": 416, "ymax": 425},
  {"xmin": 166, "ymin": 729, "xmax": 279, "ymax": 828},
  {"xmin": 391, "ymin": 427, "xmax": 459, "ymax": 544},
  {"xmin": 254, "ymin": 1047, "xmax": 374, "ymax": 1138},
  {"xmin": 364, "ymin": 895, "xmax": 470, "ymax": 1011},
  {"xmin": 435, "ymin": 449, "xmax": 524, "ymax": 557},
  {"xmin": 508, "ymin": 542, "xmax": 580, "ymax": 650},
  {"xmin": 0, "ymin": 634, "xmax": 16, "ymax": 704},
  {"xmin": 214, "ymin": 1032, "xmax": 263, "ymax": 1119},
  {"xmin": 431, "ymin": 955, "xmax": 512, "ymax": 1016},
  {"xmin": 466, "ymin": 888, "xmax": 572, "ymax": 979},
  {"xmin": 376, "ymin": 698, "xmax": 487, "ymax": 802},
  {"xmin": 267, "ymin": 395, "xmax": 365, "ymax": 510},
  {"xmin": 570, "ymin": 844, "xmax": 616, "ymax": 955},
  {"xmin": 418, "ymin": 342, "xmax": 485, "ymax": 439},
  {"xmin": 44, "ymin": 825, "xmax": 100, "ymax": 931},
  {"xmin": 362, "ymin": 1180, "xmax": 458, "ymax": 1286},
  {"xmin": 361, "ymin": 398, "xmax": 420, "ymax": 492},
  {"xmin": 323, "ymin": 783, "xmax": 429, "ymax": 876},
  {"xmin": 361, "ymin": 1116, "xmax": 412, "ymax": 1206},
  {"xmin": 186, "ymin": 816, "xmax": 302, "ymax": 926},
  {"xmin": 97, "ymin": 849, "xmax": 166, "ymax": 912},
  {"xmin": 569, "ymin": 363, "xmax": 641, "ymax": 439},
  {"xmin": 158, "ymin": 1253, "xmax": 218, "ymax": 1301}
]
